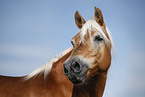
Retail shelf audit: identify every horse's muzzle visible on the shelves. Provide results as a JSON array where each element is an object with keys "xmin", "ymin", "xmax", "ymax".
[{"xmin": 63, "ymin": 58, "xmax": 88, "ymax": 84}]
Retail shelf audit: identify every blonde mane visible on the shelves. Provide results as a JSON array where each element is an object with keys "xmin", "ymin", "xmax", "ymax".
[
  {"xmin": 79, "ymin": 17, "xmax": 115, "ymax": 56},
  {"xmin": 24, "ymin": 47, "xmax": 73, "ymax": 80}
]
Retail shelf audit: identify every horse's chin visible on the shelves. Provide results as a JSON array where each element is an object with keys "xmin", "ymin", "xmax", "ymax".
[
  {"xmin": 71, "ymin": 78, "xmax": 85, "ymax": 84},
  {"xmin": 71, "ymin": 79, "xmax": 83, "ymax": 84},
  {"xmin": 68, "ymin": 76, "xmax": 85, "ymax": 84}
]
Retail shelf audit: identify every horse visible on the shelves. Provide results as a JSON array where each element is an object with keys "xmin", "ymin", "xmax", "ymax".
[
  {"xmin": 63, "ymin": 7, "xmax": 114, "ymax": 97},
  {"xmin": 0, "ymin": 7, "xmax": 113, "ymax": 97}
]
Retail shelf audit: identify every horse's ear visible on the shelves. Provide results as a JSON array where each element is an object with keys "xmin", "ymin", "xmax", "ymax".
[
  {"xmin": 75, "ymin": 11, "xmax": 86, "ymax": 29},
  {"xmin": 94, "ymin": 7, "xmax": 104, "ymax": 26}
]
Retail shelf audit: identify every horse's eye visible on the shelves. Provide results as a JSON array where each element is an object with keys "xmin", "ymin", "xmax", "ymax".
[
  {"xmin": 94, "ymin": 35, "xmax": 103, "ymax": 42},
  {"xmin": 71, "ymin": 41, "xmax": 75, "ymax": 47}
]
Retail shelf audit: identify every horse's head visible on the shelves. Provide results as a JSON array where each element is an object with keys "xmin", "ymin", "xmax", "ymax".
[{"xmin": 63, "ymin": 7, "xmax": 112, "ymax": 84}]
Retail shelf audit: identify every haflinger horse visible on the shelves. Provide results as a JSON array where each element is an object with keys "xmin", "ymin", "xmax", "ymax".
[
  {"xmin": 64, "ymin": 7, "xmax": 113, "ymax": 97},
  {"xmin": 0, "ymin": 7, "xmax": 113, "ymax": 97}
]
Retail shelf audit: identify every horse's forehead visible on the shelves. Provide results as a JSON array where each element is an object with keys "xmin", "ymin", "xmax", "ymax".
[
  {"xmin": 90, "ymin": 30, "xmax": 96, "ymax": 37},
  {"xmin": 72, "ymin": 29, "xmax": 98, "ymax": 44},
  {"xmin": 72, "ymin": 18, "xmax": 110, "ymax": 44}
]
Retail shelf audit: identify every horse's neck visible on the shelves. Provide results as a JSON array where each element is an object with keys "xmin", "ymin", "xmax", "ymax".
[
  {"xmin": 45, "ymin": 50, "xmax": 73, "ymax": 96},
  {"xmin": 47, "ymin": 50, "xmax": 73, "ymax": 83},
  {"xmin": 72, "ymin": 72, "xmax": 107, "ymax": 97},
  {"xmin": 25, "ymin": 50, "xmax": 73, "ymax": 97}
]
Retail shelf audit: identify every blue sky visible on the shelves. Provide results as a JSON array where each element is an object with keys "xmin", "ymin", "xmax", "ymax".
[{"xmin": 0, "ymin": 0, "xmax": 145, "ymax": 97}]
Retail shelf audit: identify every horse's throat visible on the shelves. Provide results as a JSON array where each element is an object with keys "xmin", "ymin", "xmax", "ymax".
[{"xmin": 72, "ymin": 72, "xmax": 107, "ymax": 97}]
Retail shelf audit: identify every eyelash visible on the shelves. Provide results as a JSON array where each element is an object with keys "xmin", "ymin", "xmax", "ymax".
[{"xmin": 71, "ymin": 41, "xmax": 75, "ymax": 47}]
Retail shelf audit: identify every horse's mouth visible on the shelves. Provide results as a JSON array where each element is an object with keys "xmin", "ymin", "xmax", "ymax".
[
  {"xmin": 65, "ymin": 67, "xmax": 88, "ymax": 84},
  {"xmin": 68, "ymin": 76, "xmax": 84, "ymax": 84}
]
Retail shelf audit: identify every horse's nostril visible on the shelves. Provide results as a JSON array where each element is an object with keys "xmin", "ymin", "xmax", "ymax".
[
  {"xmin": 63, "ymin": 65, "xmax": 68, "ymax": 75},
  {"xmin": 71, "ymin": 61, "xmax": 82, "ymax": 73}
]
